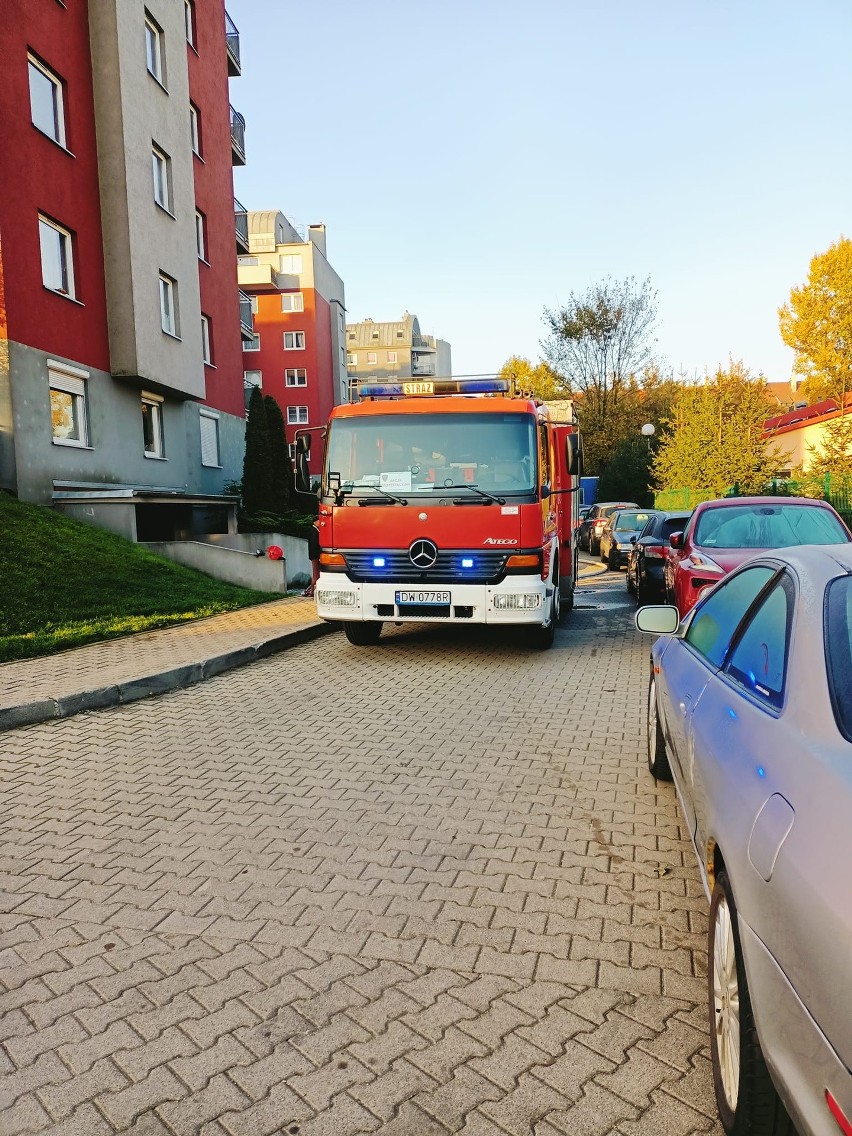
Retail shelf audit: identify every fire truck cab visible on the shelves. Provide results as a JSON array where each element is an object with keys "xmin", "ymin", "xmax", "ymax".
[{"xmin": 295, "ymin": 378, "xmax": 582, "ymax": 649}]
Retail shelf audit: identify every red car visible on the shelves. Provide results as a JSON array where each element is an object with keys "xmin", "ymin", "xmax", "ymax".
[{"xmin": 665, "ymin": 496, "xmax": 852, "ymax": 618}]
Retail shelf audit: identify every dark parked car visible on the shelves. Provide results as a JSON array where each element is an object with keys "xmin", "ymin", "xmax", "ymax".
[
  {"xmin": 577, "ymin": 501, "xmax": 639, "ymax": 555},
  {"xmin": 626, "ymin": 510, "xmax": 691, "ymax": 604},
  {"xmin": 598, "ymin": 509, "xmax": 657, "ymax": 571},
  {"xmin": 664, "ymin": 496, "xmax": 852, "ymax": 618},
  {"xmin": 637, "ymin": 545, "xmax": 852, "ymax": 1136}
]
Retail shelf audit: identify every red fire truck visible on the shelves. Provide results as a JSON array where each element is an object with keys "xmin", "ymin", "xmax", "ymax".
[{"xmin": 294, "ymin": 378, "xmax": 582, "ymax": 648}]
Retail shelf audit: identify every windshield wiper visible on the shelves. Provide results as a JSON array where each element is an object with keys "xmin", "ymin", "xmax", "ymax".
[
  {"xmin": 442, "ymin": 482, "xmax": 506, "ymax": 505},
  {"xmin": 356, "ymin": 485, "xmax": 408, "ymax": 506}
]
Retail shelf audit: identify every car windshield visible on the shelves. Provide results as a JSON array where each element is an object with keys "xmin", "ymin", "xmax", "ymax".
[
  {"xmin": 693, "ymin": 503, "xmax": 849, "ymax": 549},
  {"xmin": 614, "ymin": 511, "xmax": 653, "ymax": 531},
  {"xmin": 325, "ymin": 411, "xmax": 537, "ymax": 497}
]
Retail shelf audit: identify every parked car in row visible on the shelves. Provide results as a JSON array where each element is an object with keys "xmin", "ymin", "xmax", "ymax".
[
  {"xmin": 626, "ymin": 510, "xmax": 692, "ymax": 604},
  {"xmin": 598, "ymin": 509, "xmax": 657, "ymax": 571},
  {"xmin": 665, "ymin": 496, "xmax": 852, "ymax": 618},
  {"xmin": 637, "ymin": 545, "xmax": 852, "ymax": 1136},
  {"xmin": 577, "ymin": 501, "xmax": 639, "ymax": 555}
]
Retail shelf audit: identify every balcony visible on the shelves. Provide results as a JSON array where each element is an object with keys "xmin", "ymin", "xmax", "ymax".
[
  {"xmin": 239, "ymin": 290, "xmax": 254, "ymax": 341},
  {"xmin": 411, "ymin": 361, "xmax": 436, "ymax": 377},
  {"xmin": 234, "ymin": 197, "xmax": 249, "ymax": 254},
  {"xmin": 230, "ymin": 106, "xmax": 246, "ymax": 166},
  {"xmin": 225, "ymin": 11, "xmax": 241, "ymax": 76}
]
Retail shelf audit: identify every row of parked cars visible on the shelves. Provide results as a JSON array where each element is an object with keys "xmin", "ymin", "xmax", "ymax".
[{"xmin": 582, "ymin": 495, "xmax": 852, "ymax": 1136}]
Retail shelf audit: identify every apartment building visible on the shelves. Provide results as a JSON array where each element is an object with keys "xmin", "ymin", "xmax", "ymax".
[
  {"xmin": 0, "ymin": 0, "xmax": 251, "ymax": 541},
  {"xmin": 238, "ymin": 211, "xmax": 346, "ymax": 478},
  {"xmin": 345, "ymin": 312, "xmax": 452, "ymax": 397}
]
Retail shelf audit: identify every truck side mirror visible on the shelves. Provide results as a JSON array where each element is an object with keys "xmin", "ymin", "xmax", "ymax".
[
  {"xmin": 566, "ymin": 433, "xmax": 581, "ymax": 477},
  {"xmin": 294, "ymin": 431, "xmax": 313, "ymax": 495}
]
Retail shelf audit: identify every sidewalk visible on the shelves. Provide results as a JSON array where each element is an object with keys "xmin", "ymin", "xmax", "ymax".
[
  {"xmin": 1, "ymin": 558, "xmax": 610, "ymax": 733},
  {"xmin": 0, "ymin": 596, "xmax": 333, "ymax": 732}
]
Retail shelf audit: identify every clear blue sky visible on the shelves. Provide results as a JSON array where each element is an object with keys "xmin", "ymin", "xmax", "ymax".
[{"xmin": 228, "ymin": 0, "xmax": 851, "ymax": 382}]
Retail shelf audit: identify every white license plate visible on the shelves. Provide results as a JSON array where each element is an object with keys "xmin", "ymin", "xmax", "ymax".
[{"xmin": 395, "ymin": 590, "xmax": 450, "ymax": 605}]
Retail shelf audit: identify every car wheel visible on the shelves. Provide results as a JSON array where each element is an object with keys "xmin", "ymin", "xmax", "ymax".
[
  {"xmin": 708, "ymin": 871, "xmax": 795, "ymax": 1136},
  {"xmin": 343, "ymin": 621, "xmax": 383, "ymax": 646},
  {"xmin": 647, "ymin": 673, "xmax": 672, "ymax": 780},
  {"xmin": 637, "ymin": 575, "xmax": 653, "ymax": 607},
  {"xmin": 607, "ymin": 549, "xmax": 619, "ymax": 571},
  {"xmin": 589, "ymin": 536, "xmax": 598, "ymax": 556},
  {"xmin": 626, "ymin": 569, "xmax": 636, "ymax": 595}
]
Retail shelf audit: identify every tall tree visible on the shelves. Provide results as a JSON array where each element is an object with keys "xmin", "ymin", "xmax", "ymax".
[
  {"xmin": 654, "ymin": 362, "xmax": 783, "ymax": 497},
  {"xmin": 264, "ymin": 394, "xmax": 294, "ymax": 513},
  {"xmin": 497, "ymin": 356, "xmax": 568, "ymax": 401},
  {"xmin": 597, "ymin": 435, "xmax": 656, "ymax": 507},
  {"xmin": 541, "ymin": 275, "xmax": 658, "ymax": 422},
  {"xmin": 241, "ymin": 385, "xmax": 274, "ymax": 517},
  {"xmin": 779, "ymin": 237, "xmax": 852, "ymax": 475}
]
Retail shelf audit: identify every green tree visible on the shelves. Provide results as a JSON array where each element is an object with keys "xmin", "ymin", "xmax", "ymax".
[
  {"xmin": 241, "ymin": 385, "xmax": 274, "ymax": 517},
  {"xmin": 497, "ymin": 356, "xmax": 568, "ymax": 401},
  {"xmin": 654, "ymin": 362, "xmax": 783, "ymax": 497},
  {"xmin": 597, "ymin": 435, "xmax": 656, "ymax": 507},
  {"xmin": 264, "ymin": 394, "xmax": 294, "ymax": 513}
]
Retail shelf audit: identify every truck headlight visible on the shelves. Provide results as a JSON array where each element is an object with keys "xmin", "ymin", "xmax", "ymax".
[
  {"xmin": 493, "ymin": 593, "xmax": 543, "ymax": 610},
  {"xmin": 315, "ymin": 589, "xmax": 357, "ymax": 607}
]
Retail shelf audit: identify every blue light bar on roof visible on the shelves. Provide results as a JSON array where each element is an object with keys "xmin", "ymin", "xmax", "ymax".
[{"xmin": 359, "ymin": 378, "xmax": 509, "ymax": 399}]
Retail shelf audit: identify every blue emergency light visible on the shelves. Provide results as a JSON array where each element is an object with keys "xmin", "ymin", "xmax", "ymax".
[
  {"xmin": 461, "ymin": 558, "xmax": 475, "ymax": 568},
  {"xmin": 359, "ymin": 378, "xmax": 509, "ymax": 399}
]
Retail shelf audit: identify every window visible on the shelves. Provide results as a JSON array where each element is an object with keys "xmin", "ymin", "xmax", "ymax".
[
  {"xmin": 366, "ymin": 351, "xmax": 377, "ymax": 365},
  {"xmin": 151, "ymin": 145, "xmax": 172, "ymax": 212},
  {"xmin": 387, "ymin": 351, "xmax": 397, "ymax": 364},
  {"xmin": 244, "ymin": 369, "xmax": 262, "ymax": 388},
  {"xmin": 184, "ymin": 0, "xmax": 196, "ymax": 47},
  {"xmin": 189, "ymin": 103, "xmax": 201, "ymax": 155},
  {"xmin": 347, "ymin": 353, "xmax": 357, "ymax": 367},
  {"xmin": 725, "ymin": 575, "xmax": 793, "ymax": 709},
  {"xmin": 826, "ymin": 576, "xmax": 852, "ymax": 741},
  {"xmin": 396, "ymin": 329, "xmax": 404, "ymax": 339},
  {"xmin": 159, "ymin": 273, "xmax": 179, "ymax": 336},
  {"xmin": 371, "ymin": 331, "xmax": 380, "ymax": 340},
  {"xmin": 284, "ymin": 331, "xmax": 305, "ymax": 350},
  {"xmin": 49, "ymin": 362, "xmax": 88, "ymax": 448},
  {"xmin": 281, "ymin": 293, "xmax": 304, "ymax": 312},
  {"xmin": 199, "ymin": 410, "xmax": 220, "ymax": 467},
  {"xmin": 28, "ymin": 55, "xmax": 66, "ymax": 147},
  {"xmin": 141, "ymin": 392, "xmax": 164, "ymax": 458},
  {"xmin": 39, "ymin": 215, "xmax": 75, "ymax": 297},
  {"xmin": 347, "ymin": 331, "xmax": 355, "ymax": 341},
  {"xmin": 201, "ymin": 314, "xmax": 212, "ymax": 364},
  {"xmin": 286, "ymin": 368, "xmax": 307, "ymax": 387},
  {"xmin": 279, "ymin": 254, "xmax": 302, "ymax": 274},
  {"xmin": 192, "ymin": 210, "xmax": 206, "ymax": 260},
  {"xmin": 144, "ymin": 13, "xmax": 165, "ymax": 85},
  {"xmin": 287, "ymin": 405, "xmax": 308, "ymax": 425},
  {"xmin": 685, "ymin": 565, "xmax": 777, "ymax": 668}
]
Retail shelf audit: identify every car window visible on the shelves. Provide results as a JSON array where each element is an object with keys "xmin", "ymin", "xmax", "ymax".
[
  {"xmin": 662, "ymin": 516, "xmax": 689, "ymax": 539},
  {"xmin": 685, "ymin": 565, "xmax": 777, "ymax": 667},
  {"xmin": 725, "ymin": 574, "xmax": 793, "ymax": 709},
  {"xmin": 694, "ymin": 504, "xmax": 849, "ymax": 549},
  {"xmin": 825, "ymin": 576, "xmax": 852, "ymax": 742},
  {"xmin": 614, "ymin": 511, "xmax": 652, "ymax": 530}
]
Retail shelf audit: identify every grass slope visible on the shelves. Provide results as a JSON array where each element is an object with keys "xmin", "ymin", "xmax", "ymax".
[{"xmin": 0, "ymin": 493, "xmax": 277, "ymax": 663}]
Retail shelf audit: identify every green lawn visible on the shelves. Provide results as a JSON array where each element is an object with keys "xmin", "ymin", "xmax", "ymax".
[{"xmin": 0, "ymin": 493, "xmax": 278, "ymax": 663}]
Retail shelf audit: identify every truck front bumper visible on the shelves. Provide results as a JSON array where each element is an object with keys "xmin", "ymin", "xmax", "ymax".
[{"xmin": 314, "ymin": 572, "xmax": 552, "ymax": 626}]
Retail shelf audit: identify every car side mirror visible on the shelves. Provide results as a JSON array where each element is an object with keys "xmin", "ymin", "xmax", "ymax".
[
  {"xmin": 635, "ymin": 606, "xmax": 679, "ymax": 635},
  {"xmin": 670, "ymin": 532, "xmax": 683, "ymax": 549},
  {"xmin": 630, "ymin": 536, "xmax": 637, "ymax": 544}
]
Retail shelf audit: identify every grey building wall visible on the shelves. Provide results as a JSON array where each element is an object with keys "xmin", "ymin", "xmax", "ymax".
[
  {"xmin": 89, "ymin": 0, "xmax": 205, "ymax": 400},
  {"xmin": 0, "ymin": 337, "xmax": 16, "ymax": 493}
]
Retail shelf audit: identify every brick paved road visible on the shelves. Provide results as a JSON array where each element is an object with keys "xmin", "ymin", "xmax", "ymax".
[{"xmin": 0, "ymin": 565, "xmax": 723, "ymax": 1136}]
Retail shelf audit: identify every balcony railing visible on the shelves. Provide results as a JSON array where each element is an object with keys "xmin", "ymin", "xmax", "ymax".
[
  {"xmin": 411, "ymin": 362, "xmax": 436, "ymax": 377},
  {"xmin": 225, "ymin": 11, "xmax": 241, "ymax": 75},
  {"xmin": 230, "ymin": 106, "xmax": 246, "ymax": 166},
  {"xmin": 239, "ymin": 290, "xmax": 254, "ymax": 341},
  {"xmin": 234, "ymin": 197, "xmax": 249, "ymax": 253}
]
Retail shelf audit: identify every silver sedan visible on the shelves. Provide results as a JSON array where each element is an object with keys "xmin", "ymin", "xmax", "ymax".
[{"xmin": 637, "ymin": 544, "xmax": 852, "ymax": 1136}]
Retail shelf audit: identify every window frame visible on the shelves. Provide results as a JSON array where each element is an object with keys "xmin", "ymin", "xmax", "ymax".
[
  {"xmin": 194, "ymin": 209, "xmax": 207, "ymax": 261},
  {"xmin": 144, "ymin": 12, "xmax": 166, "ymax": 87},
  {"xmin": 141, "ymin": 391, "xmax": 165, "ymax": 459},
  {"xmin": 347, "ymin": 353, "xmax": 357, "ymax": 367},
  {"xmin": 285, "ymin": 368, "xmax": 307, "ymax": 387},
  {"xmin": 279, "ymin": 253, "xmax": 302, "ymax": 274},
  {"xmin": 244, "ymin": 332, "xmax": 260, "ymax": 352},
  {"xmin": 38, "ymin": 214, "xmax": 75, "ymax": 299},
  {"xmin": 366, "ymin": 351, "xmax": 377, "ymax": 365},
  {"xmin": 200, "ymin": 314, "xmax": 213, "ymax": 365},
  {"xmin": 281, "ymin": 292, "xmax": 304, "ymax": 313},
  {"xmin": 151, "ymin": 144, "xmax": 173, "ymax": 214},
  {"xmin": 723, "ymin": 571, "xmax": 794, "ymax": 710},
  {"xmin": 199, "ymin": 408, "xmax": 221, "ymax": 468},
  {"xmin": 283, "ymin": 331, "xmax": 305, "ymax": 350},
  {"xmin": 684, "ymin": 564, "xmax": 780, "ymax": 670},
  {"xmin": 48, "ymin": 360, "xmax": 89, "ymax": 449},
  {"xmin": 184, "ymin": 0, "xmax": 196, "ymax": 48},
  {"xmin": 387, "ymin": 350, "xmax": 398, "ymax": 364},
  {"xmin": 189, "ymin": 102, "xmax": 202, "ymax": 156},
  {"xmin": 158, "ymin": 272, "xmax": 179, "ymax": 338},
  {"xmin": 28, "ymin": 54, "xmax": 67, "ymax": 148},
  {"xmin": 287, "ymin": 405, "xmax": 309, "ymax": 425}
]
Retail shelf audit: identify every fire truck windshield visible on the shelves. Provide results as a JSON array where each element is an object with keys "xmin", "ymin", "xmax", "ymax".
[{"xmin": 325, "ymin": 411, "xmax": 537, "ymax": 498}]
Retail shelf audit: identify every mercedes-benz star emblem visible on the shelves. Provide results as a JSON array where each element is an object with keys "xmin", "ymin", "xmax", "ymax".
[{"xmin": 409, "ymin": 538, "xmax": 438, "ymax": 569}]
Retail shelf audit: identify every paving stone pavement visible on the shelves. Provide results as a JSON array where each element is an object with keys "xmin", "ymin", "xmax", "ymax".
[{"xmin": 0, "ymin": 561, "xmax": 724, "ymax": 1136}]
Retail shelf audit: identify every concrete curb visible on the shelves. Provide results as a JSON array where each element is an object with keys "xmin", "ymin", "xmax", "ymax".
[{"xmin": 0, "ymin": 620, "xmax": 338, "ymax": 734}]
